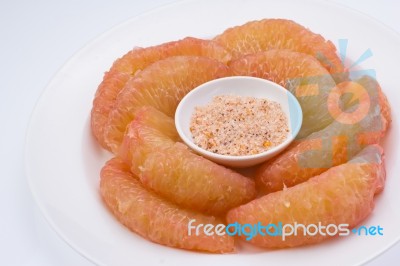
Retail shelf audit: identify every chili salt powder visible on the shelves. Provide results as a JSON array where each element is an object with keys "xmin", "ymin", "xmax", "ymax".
[{"xmin": 190, "ymin": 95, "xmax": 289, "ymax": 156}]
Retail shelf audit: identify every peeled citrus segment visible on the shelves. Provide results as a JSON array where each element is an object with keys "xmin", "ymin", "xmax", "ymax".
[
  {"xmin": 107, "ymin": 37, "xmax": 232, "ymax": 76},
  {"xmin": 141, "ymin": 143, "xmax": 256, "ymax": 215},
  {"xmin": 100, "ymin": 158, "xmax": 235, "ymax": 253},
  {"xmin": 256, "ymin": 75, "xmax": 390, "ymax": 193},
  {"xmin": 213, "ymin": 18, "xmax": 346, "ymax": 79},
  {"xmin": 227, "ymin": 145, "xmax": 385, "ymax": 248},
  {"xmin": 118, "ymin": 106, "xmax": 256, "ymax": 215},
  {"xmin": 91, "ymin": 37, "xmax": 231, "ymax": 150},
  {"xmin": 104, "ymin": 56, "xmax": 231, "ymax": 153},
  {"xmin": 118, "ymin": 106, "xmax": 178, "ymax": 176},
  {"xmin": 91, "ymin": 73, "xmax": 131, "ymax": 149},
  {"xmin": 230, "ymin": 49, "xmax": 338, "ymax": 138}
]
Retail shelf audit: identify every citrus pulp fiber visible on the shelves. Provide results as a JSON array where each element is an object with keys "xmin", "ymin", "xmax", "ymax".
[
  {"xmin": 227, "ymin": 145, "xmax": 385, "ymax": 248},
  {"xmin": 104, "ymin": 56, "xmax": 231, "ymax": 153},
  {"xmin": 214, "ymin": 18, "xmax": 346, "ymax": 81},
  {"xmin": 230, "ymin": 49, "xmax": 340, "ymax": 138},
  {"xmin": 91, "ymin": 37, "xmax": 231, "ymax": 150},
  {"xmin": 100, "ymin": 158, "xmax": 235, "ymax": 253},
  {"xmin": 256, "ymin": 76, "xmax": 391, "ymax": 193},
  {"xmin": 118, "ymin": 106, "xmax": 257, "ymax": 215}
]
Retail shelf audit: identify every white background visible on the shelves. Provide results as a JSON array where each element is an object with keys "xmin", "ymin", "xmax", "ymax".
[{"xmin": 1, "ymin": 0, "xmax": 399, "ymax": 265}]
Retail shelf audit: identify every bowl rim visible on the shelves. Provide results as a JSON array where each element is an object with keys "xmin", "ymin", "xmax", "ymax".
[{"xmin": 175, "ymin": 76, "xmax": 303, "ymax": 162}]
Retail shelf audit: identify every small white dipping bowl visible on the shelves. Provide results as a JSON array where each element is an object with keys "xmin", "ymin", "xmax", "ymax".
[{"xmin": 175, "ymin": 76, "xmax": 303, "ymax": 168}]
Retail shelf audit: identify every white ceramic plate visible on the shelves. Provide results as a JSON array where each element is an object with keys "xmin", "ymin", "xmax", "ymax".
[{"xmin": 25, "ymin": 0, "xmax": 400, "ymax": 265}]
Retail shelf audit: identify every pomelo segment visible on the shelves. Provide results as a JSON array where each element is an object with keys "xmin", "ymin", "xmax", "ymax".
[
  {"xmin": 100, "ymin": 158, "xmax": 235, "ymax": 253},
  {"xmin": 141, "ymin": 143, "xmax": 256, "ymax": 215},
  {"xmin": 230, "ymin": 49, "xmax": 339, "ymax": 138},
  {"xmin": 214, "ymin": 18, "xmax": 346, "ymax": 80},
  {"xmin": 118, "ymin": 106, "xmax": 256, "ymax": 215},
  {"xmin": 227, "ymin": 145, "xmax": 385, "ymax": 248},
  {"xmin": 91, "ymin": 73, "xmax": 131, "ymax": 149},
  {"xmin": 256, "ymin": 76, "xmax": 390, "ymax": 193},
  {"xmin": 104, "ymin": 56, "xmax": 231, "ymax": 153},
  {"xmin": 91, "ymin": 37, "xmax": 231, "ymax": 150},
  {"xmin": 106, "ymin": 37, "xmax": 231, "ymax": 76},
  {"xmin": 118, "ymin": 106, "xmax": 178, "ymax": 176}
]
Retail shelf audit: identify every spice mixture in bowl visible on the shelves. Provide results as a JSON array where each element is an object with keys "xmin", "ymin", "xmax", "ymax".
[
  {"xmin": 190, "ymin": 95, "xmax": 289, "ymax": 156},
  {"xmin": 175, "ymin": 76, "xmax": 302, "ymax": 168}
]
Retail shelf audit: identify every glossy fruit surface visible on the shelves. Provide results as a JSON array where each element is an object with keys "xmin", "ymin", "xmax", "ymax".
[
  {"xmin": 104, "ymin": 56, "xmax": 231, "ymax": 153},
  {"xmin": 91, "ymin": 37, "xmax": 231, "ymax": 149},
  {"xmin": 228, "ymin": 145, "xmax": 385, "ymax": 248},
  {"xmin": 214, "ymin": 18, "xmax": 346, "ymax": 78},
  {"xmin": 256, "ymin": 76, "xmax": 391, "ymax": 193},
  {"xmin": 118, "ymin": 106, "xmax": 257, "ymax": 215},
  {"xmin": 230, "ymin": 49, "xmax": 338, "ymax": 138},
  {"xmin": 100, "ymin": 158, "xmax": 235, "ymax": 253}
]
